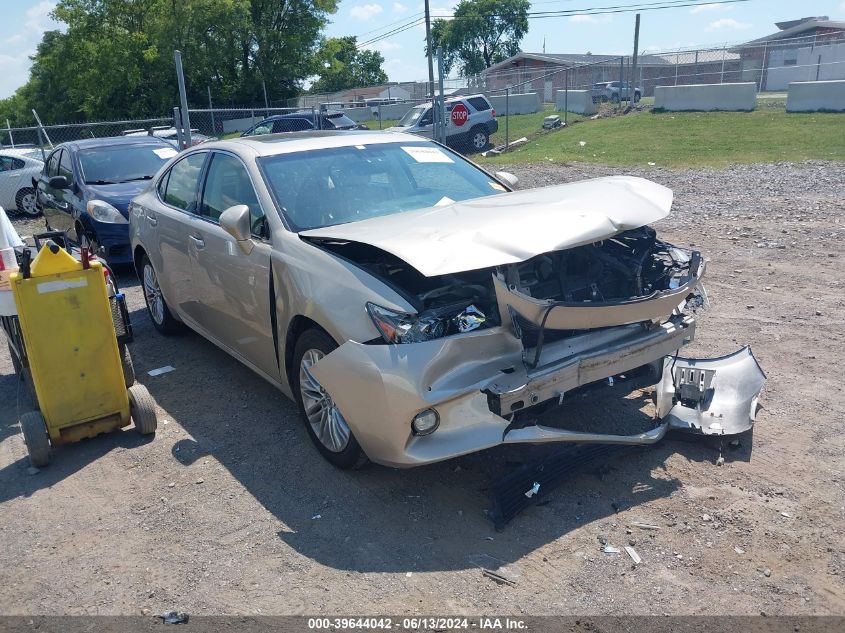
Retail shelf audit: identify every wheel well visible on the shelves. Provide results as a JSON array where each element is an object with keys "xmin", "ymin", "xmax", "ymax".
[
  {"xmin": 133, "ymin": 245, "xmax": 147, "ymax": 277},
  {"xmin": 284, "ymin": 316, "xmax": 332, "ymax": 387}
]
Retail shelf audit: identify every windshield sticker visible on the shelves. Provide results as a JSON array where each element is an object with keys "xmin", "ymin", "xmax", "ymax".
[
  {"xmin": 401, "ymin": 146, "xmax": 454, "ymax": 164},
  {"xmin": 153, "ymin": 147, "xmax": 178, "ymax": 159},
  {"xmin": 489, "ymin": 181, "xmax": 506, "ymax": 192},
  {"xmin": 435, "ymin": 196, "xmax": 455, "ymax": 206}
]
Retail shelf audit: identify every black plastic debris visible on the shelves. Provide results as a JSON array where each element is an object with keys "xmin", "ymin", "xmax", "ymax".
[
  {"xmin": 487, "ymin": 444, "xmax": 632, "ymax": 530},
  {"xmin": 160, "ymin": 611, "xmax": 189, "ymax": 625}
]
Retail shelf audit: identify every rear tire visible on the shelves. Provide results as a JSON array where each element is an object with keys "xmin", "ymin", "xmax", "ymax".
[
  {"xmin": 20, "ymin": 411, "xmax": 51, "ymax": 467},
  {"xmin": 119, "ymin": 343, "xmax": 135, "ymax": 387},
  {"xmin": 467, "ymin": 126, "xmax": 489, "ymax": 153},
  {"xmin": 15, "ymin": 188, "xmax": 39, "ymax": 217},
  {"xmin": 128, "ymin": 384, "xmax": 157, "ymax": 435},
  {"xmin": 292, "ymin": 329, "xmax": 366, "ymax": 469},
  {"xmin": 140, "ymin": 255, "xmax": 184, "ymax": 335}
]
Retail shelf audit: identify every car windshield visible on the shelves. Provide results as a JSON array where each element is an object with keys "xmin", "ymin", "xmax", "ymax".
[
  {"xmin": 397, "ymin": 106, "xmax": 426, "ymax": 127},
  {"xmin": 78, "ymin": 144, "xmax": 177, "ymax": 184},
  {"xmin": 259, "ymin": 142, "xmax": 506, "ymax": 231},
  {"xmin": 323, "ymin": 113, "xmax": 357, "ymax": 129}
]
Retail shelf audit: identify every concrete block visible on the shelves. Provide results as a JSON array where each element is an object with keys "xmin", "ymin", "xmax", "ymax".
[
  {"xmin": 554, "ymin": 89, "xmax": 598, "ymax": 115},
  {"xmin": 786, "ymin": 80, "xmax": 845, "ymax": 112},
  {"xmin": 487, "ymin": 92, "xmax": 541, "ymax": 115},
  {"xmin": 654, "ymin": 83, "xmax": 756, "ymax": 111}
]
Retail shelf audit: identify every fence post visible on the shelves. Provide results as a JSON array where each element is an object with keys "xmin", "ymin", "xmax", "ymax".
[
  {"xmin": 618, "ymin": 57, "xmax": 624, "ymax": 111},
  {"xmin": 675, "ymin": 54, "xmax": 679, "ymax": 86},
  {"xmin": 208, "ymin": 86, "xmax": 216, "ymax": 136},
  {"xmin": 437, "ymin": 47, "xmax": 446, "ymax": 144},
  {"xmin": 720, "ymin": 45, "xmax": 726, "ymax": 84},
  {"xmin": 173, "ymin": 107, "xmax": 184, "ymax": 150},
  {"xmin": 250, "ymin": 109, "xmax": 255, "ymax": 130},
  {"xmin": 5, "ymin": 119, "xmax": 13, "ymax": 148},
  {"xmin": 174, "ymin": 50, "xmax": 192, "ymax": 147},
  {"xmin": 31, "ymin": 109, "xmax": 53, "ymax": 149},
  {"xmin": 564, "ymin": 69, "xmax": 568, "ymax": 127},
  {"xmin": 505, "ymin": 87, "xmax": 509, "ymax": 149},
  {"xmin": 378, "ymin": 104, "xmax": 382, "ymax": 130}
]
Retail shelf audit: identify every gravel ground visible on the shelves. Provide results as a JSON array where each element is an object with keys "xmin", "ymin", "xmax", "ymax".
[{"xmin": 0, "ymin": 161, "xmax": 843, "ymax": 616}]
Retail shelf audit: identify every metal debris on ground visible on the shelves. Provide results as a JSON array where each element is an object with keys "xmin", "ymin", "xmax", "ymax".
[
  {"xmin": 624, "ymin": 546, "xmax": 642, "ymax": 565},
  {"xmin": 311, "ymin": 514, "xmax": 322, "ymax": 520},
  {"xmin": 524, "ymin": 482, "xmax": 540, "ymax": 498},
  {"xmin": 148, "ymin": 365, "xmax": 175, "ymax": 376},
  {"xmin": 159, "ymin": 611, "xmax": 189, "ymax": 625},
  {"xmin": 482, "ymin": 568, "xmax": 517, "ymax": 587},
  {"xmin": 542, "ymin": 115, "xmax": 562, "ymax": 129},
  {"xmin": 631, "ymin": 522, "xmax": 661, "ymax": 530},
  {"xmin": 735, "ymin": 546, "xmax": 746, "ymax": 554},
  {"xmin": 602, "ymin": 544, "xmax": 621, "ymax": 554}
]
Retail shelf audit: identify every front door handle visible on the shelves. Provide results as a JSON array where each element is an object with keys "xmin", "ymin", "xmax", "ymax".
[
  {"xmin": 189, "ymin": 235, "xmax": 205, "ymax": 249},
  {"xmin": 147, "ymin": 214, "xmax": 158, "ymax": 226}
]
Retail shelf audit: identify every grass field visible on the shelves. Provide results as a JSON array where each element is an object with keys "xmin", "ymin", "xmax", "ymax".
[{"xmin": 478, "ymin": 108, "xmax": 845, "ymax": 168}]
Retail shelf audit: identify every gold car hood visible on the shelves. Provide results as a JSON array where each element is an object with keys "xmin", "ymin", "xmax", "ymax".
[{"xmin": 300, "ymin": 176, "xmax": 673, "ymax": 277}]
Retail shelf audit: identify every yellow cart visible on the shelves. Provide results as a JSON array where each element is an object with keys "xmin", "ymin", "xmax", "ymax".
[{"xmin": 8, "ymin": 240, "xmax": 157, "ymax": 466}]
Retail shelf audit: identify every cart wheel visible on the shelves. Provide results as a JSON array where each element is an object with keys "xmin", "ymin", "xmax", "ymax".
[
  {"xmin": 128, "ymin": 384, "xmax": 157, "ymax": 435},
  {"xmin": 20, "ymin": 411, "xmax": 51, "ymax": 467},
  {"xmin": 119, "ymin": 343, "xmax": 135, "ymax": 388}
]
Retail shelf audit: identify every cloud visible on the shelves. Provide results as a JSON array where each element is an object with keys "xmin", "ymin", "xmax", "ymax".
[
  {"xmin": 568, "ymin": 14, "xmax": 612, "ymax": 24},
  {"xmin": 707, "ymin": 18, "xmax": 752, "ymax": 31},
  {"xmin": 360, "ymin": 40, "xmax": 402, "ymax": 53},
  {"xmin": 0, "ymin": 1, "xmax": 61, "ymax": 99},
  {"xmin": 350, "ymin": 3, "xmax": 384, "ymax": 21},
  {"xmin": 690, "ymin": 3, "xmax": 725, "ymax": 14},
  {"xmin": 392, "ymin": 2, "xmax": 408, "ymax": 12}
]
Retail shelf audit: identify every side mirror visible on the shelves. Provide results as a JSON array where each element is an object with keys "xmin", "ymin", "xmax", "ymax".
[
  {"xmin": 49, "ymin": 175, "xmax": 69, "ymax": 189},
  {"xmin": 219, "ymin": 204, "xmax": 253, "ymax": 254},
  {"xmin": 495, "ymin": 171, "xmax": 519, "ymax": 189}
]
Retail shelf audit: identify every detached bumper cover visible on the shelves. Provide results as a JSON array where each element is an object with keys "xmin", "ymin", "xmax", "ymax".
[{"xmin": 656, "ymin": 346, "xmax": 766, "ymax": 436}]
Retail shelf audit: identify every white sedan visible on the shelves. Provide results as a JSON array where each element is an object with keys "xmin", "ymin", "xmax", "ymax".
[{"xmin": 0, "ymin": 148, "xmax": 44, "ymax": 216}]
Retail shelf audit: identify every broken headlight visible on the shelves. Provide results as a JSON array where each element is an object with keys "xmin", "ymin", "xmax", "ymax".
[{"xmin": 366, "ymin": 302, "xmax": 486, "ymax": 344}]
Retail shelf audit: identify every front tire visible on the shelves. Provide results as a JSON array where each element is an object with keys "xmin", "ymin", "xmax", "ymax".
[
  {"xmin": 15, "ymin": 188, "xmax": 39, "ymax": 217},
  {"xmin": 20, "ymin": 411, "xmax": 51, "ymax": 467},
  {"xmin": 292, "ymin": 329, "xmax": 365, "ymax": 469},
  {"xmin": 140, "ymin": 255, "xmax": 183, "ymax": 335}
]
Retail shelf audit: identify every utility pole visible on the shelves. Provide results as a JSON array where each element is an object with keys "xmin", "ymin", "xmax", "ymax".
[
  {"xmin": 630, "ymin": 13, "xmax": 640, "ymax": 106},
  {"xmin": 424, "ymin": 0, "xmax": 435, "ymax": 102}
]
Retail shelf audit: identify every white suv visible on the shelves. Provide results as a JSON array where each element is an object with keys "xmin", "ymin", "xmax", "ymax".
[{"xmin": 388, "ymin": 94, "xmax": 498, "ymax": 153}]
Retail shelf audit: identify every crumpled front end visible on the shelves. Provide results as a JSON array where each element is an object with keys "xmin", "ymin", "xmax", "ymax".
[{"xmin": 308, "ymin": 223, "xmax": 764, "ymax": 467}]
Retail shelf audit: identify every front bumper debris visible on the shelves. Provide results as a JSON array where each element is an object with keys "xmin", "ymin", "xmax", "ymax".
[{"xmin": 656, "ymin": 346, "xmax": 766, "ymax": 436}]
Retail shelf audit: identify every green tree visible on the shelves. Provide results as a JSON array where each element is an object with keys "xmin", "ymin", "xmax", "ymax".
[
  {"xmin": 427, "ymin": 0, "xmax": 529, "ymax": 76},
  {"xmin": 3, "ymin": 0, "xmax": 339, "ymax": 124},
  {"xmin": 310, "ymin": 36, "xmax": 388, "ymax": 94}
]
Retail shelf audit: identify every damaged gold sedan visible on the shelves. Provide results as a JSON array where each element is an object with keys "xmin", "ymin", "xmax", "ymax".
[{"xmin": 129, "ymin": 131, "xmax": 765, "ymax": 468}]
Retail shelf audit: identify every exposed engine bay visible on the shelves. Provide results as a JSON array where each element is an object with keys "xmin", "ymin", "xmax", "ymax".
[{"xmin": 305, "ymin": 226, "xmax": 701, "ymax": 344}]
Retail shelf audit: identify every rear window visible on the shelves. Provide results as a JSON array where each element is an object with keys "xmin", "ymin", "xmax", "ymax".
[
  {"xmin": 323, "ymin": 113, "xmax": 357, "ymax": 129},
  {"xmin": 467, "ymin": 97, "xmax": 491, "ymax": 112}
]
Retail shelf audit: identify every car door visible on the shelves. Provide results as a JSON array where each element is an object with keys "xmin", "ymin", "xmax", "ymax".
[
  {"xmin": 56, "ymin": 149, "xmax": 83, "ymax": 234},
  {"xmin": 37, "ymin": 149, "xmax": 64, "ymax": 229},
  {"xmin": 189, "ymin": 150, "xmax": 277, "ymax": 378},
  {"xmin": 0, "ymin": 155, "xmax": 23, "ymax": 210},
  {"xmin": 146, "ymin": 151, "xmax": 208, "ymax": 327},
  {"xmin": 272, "ymin": 118, "xmax": 314, "ymax": 133}
]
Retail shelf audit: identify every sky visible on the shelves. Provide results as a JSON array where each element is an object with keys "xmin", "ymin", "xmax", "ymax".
[{"xmin": 1, "ymin": 0, "xmax": 845, "ymax": 99}]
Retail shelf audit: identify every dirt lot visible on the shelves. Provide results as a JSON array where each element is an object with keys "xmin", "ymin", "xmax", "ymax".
[{"xmin": 1, "ymin": 161, "xmax": 843, "ymax": 616}]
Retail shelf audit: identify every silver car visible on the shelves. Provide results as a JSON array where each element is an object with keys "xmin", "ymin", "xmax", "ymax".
[{"xmin": 129, "ymin": 131, "xmax": 765, "ymax": 468}]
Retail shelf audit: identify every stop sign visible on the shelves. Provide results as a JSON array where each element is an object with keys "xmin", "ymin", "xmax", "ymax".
[{"xmin": 451, "ymin": 103, "xmax": 469, "ymax": 126}]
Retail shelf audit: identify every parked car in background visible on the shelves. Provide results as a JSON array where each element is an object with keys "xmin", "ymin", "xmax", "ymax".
[
  {"xmin": 387, "ymin": 94, "xmax": 498, "ymax": 153},
  {"xmin": 129, "ymin": 131, "xmax": 761, "ymax": 470},
  {"xmin": 241, "ymin": 110, "xmax": 361, "ymax": 137},
  {"xmin": 591, "ymin": 81, "xmax": 642, "ymax": 103},
  {"xmin": 123, "ymin": 126, "xmax": 215, "ymax": 150},
  {"xmin": 0, "ymin": 148, "xmax": 44, "ymax": 216},
  {"xmin": 37, "ymin": 137, "xmax": 178, "ymax": 265}
]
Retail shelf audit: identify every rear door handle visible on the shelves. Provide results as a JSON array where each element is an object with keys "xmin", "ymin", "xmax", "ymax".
[{"xmin": 189, "ymin": 235, "xmax": 205, "ymax": 249}]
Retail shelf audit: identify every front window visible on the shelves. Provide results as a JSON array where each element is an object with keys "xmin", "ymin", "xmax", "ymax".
[
  {"xmin": 78, "ymin": 143, "xmax": 177, "ymax": 184},
  {"xmin": 397, "ymin": 106, "xmax": 427, "ymax": 127},
  {"xmin": 259, "ymin": 142, "xmax": 505, "ymax": 232}
]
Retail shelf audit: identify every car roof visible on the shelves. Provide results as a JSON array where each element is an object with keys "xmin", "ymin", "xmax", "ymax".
[
  {"xmin": 204, "ymin": 130, "xmax": 429, "ymax": 157},
  {"xmin": 60, "ymin": 136, "xmax": 174, "ymax": 151},
  {"xmin": 0, "ymin": 147, "xmax": 44, "ymax": 159}
]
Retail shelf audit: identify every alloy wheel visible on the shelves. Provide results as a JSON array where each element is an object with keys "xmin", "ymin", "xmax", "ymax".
[
  {"xmin": 143, "ymin": 263, "xmax": 165, "ymax": 326},
  {"xmin": 18, "ymin": 192, "xmax": 38, "ymax": 216},
  {"xmin": 299, "ymin": 348, "xmax": 351, "ymax": 453}
]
